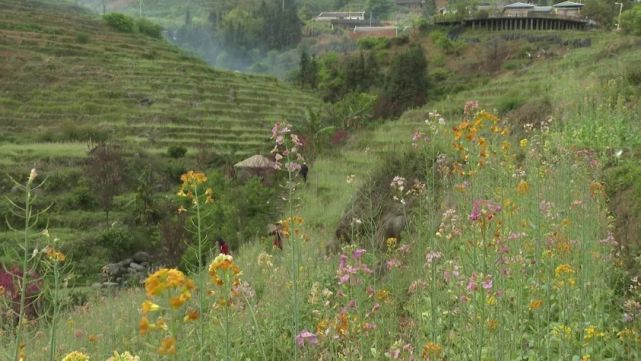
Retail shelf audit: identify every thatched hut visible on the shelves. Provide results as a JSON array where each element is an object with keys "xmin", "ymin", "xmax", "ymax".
[{"xmin": 233, "ymin": 154, "xmax": 276, "ymax": 184}]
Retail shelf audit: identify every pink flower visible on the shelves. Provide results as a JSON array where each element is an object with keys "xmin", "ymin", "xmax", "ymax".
[
  {"xmin": 295, "ymin": 330, "xmax": 318, "ymax": 347},
  {"xmin": 469, "ymin": 199, "xmax": 501, "ymax": 222},
  {"xmin": 353, "ymin": 248, "xmax": 366, "ymax": 260},
  {"xmin": 482, "ymin": 278, "xmax": 493, "ymax": 290},
  {"xmin": 386, "ymin": 258, "xmax": 401, "ymax": 271}
]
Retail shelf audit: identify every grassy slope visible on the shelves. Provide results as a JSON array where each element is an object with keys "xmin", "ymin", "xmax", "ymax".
[
  {"xmin": 0, "ymin": 0, "xmax": 319, "ymax": 164},
  {"xmin": 4, "ymin": 23, "xmax": 641, "ymax": 359}
]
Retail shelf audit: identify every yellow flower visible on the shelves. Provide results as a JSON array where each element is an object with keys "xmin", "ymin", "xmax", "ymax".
[
  {"xmin": 180, "ymin": 171, "xmax": 207, "ymax": 185},
  {"xmin": 375, "ymin": 289, "xmax": 391, "ymax": 302},
  {"xmin": 177, "ymin": 205, "xmax": 187, "ymax": 214},
  {"xmin": 519, "ymin": 138, "xmax": 528, "ymax": 150},
  {"xmin": 386, "ymin": 237, "xmax": 397, "ymax": 251},
  {"xmin": 0, "ymin": 286, "xmax": 5, "ymax": 297},
  {"xmin": 144, "ymin": 268, "xmax": 194, "ymax": 298},
  {"xmin": 107, "ymin": 351, "xmax": 141, "ymax": 361},
  {"xmin": 45, "ymin": 246, "xmax": 66, "ymax": 263},
  {"xmin": 205, "ymin": 187, "xmax": 214, "ymax": 204},
  {"xmin": 584, "ymin": 325, "xmax": 605, "ymax": 341},
  {"xmin": 516, "ymin": 180, "xmax": 529, "ymax": 194},
  {"xmin": 422, "ymin": 342, "xmax": 443, "ymax": 360},
  {"xmin": 528, "ymin": 299, "xmax": 543, "ymax": 310},
  {"xmin": 158, "ymin": 336, "xmax": 177, "ymax": 355},
  {"xmin": 555, "ymin": 264, "xmax": 575, "ymax": 277},
  {"xmin": 580, "ymin": 355, "xmax": 591, "ymax": 361},
  {"xmin": 552, "ymin": 324, "xmax": 573, "ymax": 339},
  {"xmin": 486, "ymin": 319, "xmax": 498, "ymax": 332},
  {"xmin": 87, "ymin": 334, "xmax": 98, "ymax": 343},
  {"xmin": 61, "ymin": 351, "xmax": 90, "ymax": 361},
  {"xmin": 617, "ymin": 328, "xmax": 637, "ymax": 340},
  {"xmin": 208, "ymin": 253, "xmax": 241, "ymax": 287},
  {"xmin": 141, "ymin": 300, "xmax": 160, "ymax": 315}
]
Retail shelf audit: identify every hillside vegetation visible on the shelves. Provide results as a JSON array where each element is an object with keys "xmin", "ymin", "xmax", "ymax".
[
  {"xmin": 0, "ymin": 0, "xmax": 319, "ymax": 160},
  {"xmin": 3, "ymin": 0, "xmax": 641, "ymax": 359}
]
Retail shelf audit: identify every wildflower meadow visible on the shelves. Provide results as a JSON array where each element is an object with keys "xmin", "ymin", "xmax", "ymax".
[{"xmin": 1, "ymin": 104, "xmax": 640, "ymax": 361}]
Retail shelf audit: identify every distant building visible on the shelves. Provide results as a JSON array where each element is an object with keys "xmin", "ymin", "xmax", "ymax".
[
  {"xmin": 530, "ymin": 6, "xmax": 553, "ymax": 16},
  {"xmin": 351, "ymin": 26, "xmax": 398, "ymax": 39},
  {"xmin": 503, "ymin": 2, "xmax": 535, "ymax": 17},
  {"xmin": 552, "ymin": 1, "xmax": 583, "ymax": 17},
  {"xmin": 331, "ymin": 18, "xmax": 376, "ymax": 30},
  {"xmin": 314, "ymin": 11, "xmax": 365, "ymax": 21},
  {"xmin": 395, "ymin": 0, "xmax": 426, "ymax": 10}
]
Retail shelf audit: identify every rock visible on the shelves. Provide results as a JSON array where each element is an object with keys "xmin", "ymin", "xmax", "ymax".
[
  {"xmin": 129, "ymin": 262, "xmax": 145, "ymax": 271},
  {"xmin": 103, "ymin": 282, "xmax": 119, "ymax": 288},
  {"xmin": 102, "ymin": 263, "xmax": 122, "ymax": 277},
  {"xmin": 133, "ymin": 251, "xmax": 151, "ymax": 264}
]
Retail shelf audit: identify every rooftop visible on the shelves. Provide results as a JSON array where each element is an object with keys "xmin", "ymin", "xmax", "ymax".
[
  {"xmin": 553, "ymin": 1, "xmax": 584, "ymax": 7},
  {"xmin": 504, "ymin": 2, "xmax": 535, "ymax": 9}
]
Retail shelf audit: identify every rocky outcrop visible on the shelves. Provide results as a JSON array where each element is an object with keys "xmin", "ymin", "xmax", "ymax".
[{"xmin": 97, "ymin": 251, "xmax": 153, "ymax": 288}]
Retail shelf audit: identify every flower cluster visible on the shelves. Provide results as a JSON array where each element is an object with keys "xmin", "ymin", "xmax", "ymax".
[
  {"xmin": 61, "ymin": 351, "xmax": 90, "ymax": 361},
  {"xmin": 337, "ymin": 248, "xmax": 373, "ymax": 285},
  {"xmin": 271, "ymin": 121, "xmax": 305, "ymax": 172},
  {"xmin": 176, "ymin": 171, "xmax": 213, "ymax": 211},
  {"xmin": 208, "ymin": 253, "xmax": 242, "ymax": 307},
  {"xmin": 140, "ymin": 268, "xmax": 195, "ymax": 355},
  {"xmin": 468, "ymin": 199, "xmax": 502, "ymax": 223},
  {"xmin": 106, "ymin": 351, "xmax": 141, "ymax": 361}
]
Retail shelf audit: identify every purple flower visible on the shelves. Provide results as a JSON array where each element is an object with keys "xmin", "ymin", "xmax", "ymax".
[
  {"xmin": 295, "ymin": 330, "xmax": 318, "ymax": 347},
  {"xmin": 352, "ymin": 248, "xmax": 366, "ymax": 260},
  {"xmin": 339, "ymin": 254, "xmax": 348, "ymax": 269}
]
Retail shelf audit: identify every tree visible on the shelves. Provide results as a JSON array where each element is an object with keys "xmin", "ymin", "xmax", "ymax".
[
  {"xmin": 299, "ymin": 49, "xmax": 310, "ymax": 88},
  {"xmin": 583, "ymin": 0, "xmax": 615, "ymax": 28},
  {"xmin": 375, "ymin": 45, "xmax": 428, "ymax": 119},
  {"xmin": 367, "ymin": 0, "xmax": 394, "ymax": 20},
  {"xmin": 86, "ymin": 144, "xmax": 126, "ymax": 222}
]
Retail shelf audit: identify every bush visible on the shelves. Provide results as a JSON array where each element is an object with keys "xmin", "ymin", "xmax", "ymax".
[
  {"xmin": 136, "ymin": 17, "xmax": 162, "ymax": 38},
  {"xmin": 103, "ymin": 13, "xmax": 136, "ymax": 33},
  {"xmin": 357, "ymin": 37, "xmax": 391, "ymax": 50},
  {"xmin": 621, "ymin": 5, "xmax": 641, "ymax": 35},
  {"xmin": 167, "ymin": 145, "xmax": 188, "ymax": 158},
  {"xmin": 497, "ymin": 92, "xmax": 526, "ymax": 114}
]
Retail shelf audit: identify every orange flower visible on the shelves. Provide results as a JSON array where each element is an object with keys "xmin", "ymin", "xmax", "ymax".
[
  {"xmin": 422, "ymin": 342, "xmax": 443, "ymax": 360},
  {"xmin": 529, "ymin": 299, "xmax": 543, "ymax": 310},
  {"xmin": 139, "ymin": 317, "xmax": 151, "ymax": 335},
  {"xmin": 184, "ymin": 308, "xmax": 199, "ymax": 322},
  {"xmin": 516, "ymin": 180, "xmax": 529, "ymax": 194},
  {"xmin": 158, "ymin": 336, "xmax": 176, "ymax": 355}
]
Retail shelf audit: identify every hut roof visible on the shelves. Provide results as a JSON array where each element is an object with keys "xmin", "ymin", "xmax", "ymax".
[
  {"xmin": 234, "ymin": 155, "xmax": 275, "ymax": 169},
  {"xmin": 553, "ymin": 1, "xmax": 584, "ymax": 7},
  {"xmin": 503, "ymin": 2, "xmax": 535, "ymax": 8}
]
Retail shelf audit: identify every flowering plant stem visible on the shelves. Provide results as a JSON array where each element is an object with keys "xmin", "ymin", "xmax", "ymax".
[
  {"xmin": 193, "ymin": 186, "xmax": 208, "ymax": 361},
  {"xmin": 47, "ymin": 260, "xmax": 61, "ymax": 361}
]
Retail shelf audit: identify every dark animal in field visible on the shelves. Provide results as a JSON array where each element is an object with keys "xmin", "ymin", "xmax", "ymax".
[{"xmin": 300, "ymin": 163, "xmax": 308, "ymax": 183}]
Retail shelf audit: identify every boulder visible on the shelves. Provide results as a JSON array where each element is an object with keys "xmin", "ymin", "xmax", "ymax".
[{"xmin": 133, "ymin": 251, "xmax": 151, "ymax": 264}]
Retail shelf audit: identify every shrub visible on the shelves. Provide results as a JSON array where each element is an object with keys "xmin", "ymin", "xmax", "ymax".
[
  {"xmin": 167, "ymin": 145, "xmax": 187, "ymax": 158},
  {"xmin": 136, "ymin": 17, "xmax": 162, "ymax": 38},
  {"xmin": 103, "ymin": 13, "xmax": 136, "ymax": 33},
  {"xmin": 620, "ymin": 4, "xmax": 641, "ymax": 35},
  {"xmin": 497, "ymin": 92, "xmax": 526, "ymax": 114},
  {"xmin": 357, "ymin": 37, "xmax": 391, "ymax": 50}
]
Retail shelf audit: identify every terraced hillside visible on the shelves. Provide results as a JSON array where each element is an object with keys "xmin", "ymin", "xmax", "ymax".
[{"xmin": 0, "ymin": 0, "xmax": 319, "ymax": 166}]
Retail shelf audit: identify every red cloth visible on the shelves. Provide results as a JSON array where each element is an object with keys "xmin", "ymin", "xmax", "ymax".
[{"xmin": 219, "ymin": 241, "xmax": 230, "ymax": 255}]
